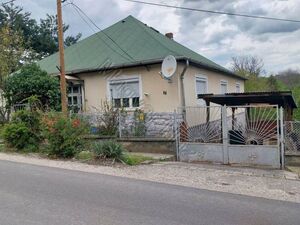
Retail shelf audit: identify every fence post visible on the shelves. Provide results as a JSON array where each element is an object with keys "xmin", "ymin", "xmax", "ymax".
[
  {"xmin": 174, "ymin": 110, "xmax": 179, "ymax": 161},
  {"xmin": 222, "ymin": 105, "xmax": 229, "ymax": 164},
  {"xmin": 279, "ymin": 107, "xmax": 285, "ymax": 169},
  {"xmin": 118, "ymin": 110, "xmax": 122, "ymax": 138}
]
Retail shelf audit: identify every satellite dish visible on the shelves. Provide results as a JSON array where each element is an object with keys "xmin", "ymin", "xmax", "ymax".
[{"xmin": 161, "ymin": 55, "xmax": 177, "ymax": 79}]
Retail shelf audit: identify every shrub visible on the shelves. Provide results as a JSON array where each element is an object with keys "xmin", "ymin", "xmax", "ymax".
[
  {"xmin": 95, "ymin": 101, "xmax": 120, "ymax": 136},
  {"xmin": 93, "ymin": 140, "xmax": 124, "ymax": 161},
  {"xmin": 3, "ymin": 110, "xmax": 42, "ymax": 151},
  {"xmin": 42, "ymin": 113, "xmax": 88, "ymax": 158},
  {"xmin": 11, "ymin": 109, "xmax": 41, "ymax": 133},
  {"xmin": 4, "ymin": 64, "xmax": 61, "ymax": 111}
]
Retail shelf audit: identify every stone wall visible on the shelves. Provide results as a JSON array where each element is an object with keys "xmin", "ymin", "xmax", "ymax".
[
  {"xmin": 80, "ymin": 112, "xmax": 183, "ymax": 139},
  {"xmin": 120, "ymin": 112, "xmax": 181, "ymax": 138},
  {"xmin": 86, "ymin": 136, "xmax": 176, "ymax": 154}
]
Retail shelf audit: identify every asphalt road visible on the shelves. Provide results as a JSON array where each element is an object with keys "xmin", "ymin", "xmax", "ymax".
[{"xmin": 0, "ymin": 160, "xmax": 299, "ymax": 225}]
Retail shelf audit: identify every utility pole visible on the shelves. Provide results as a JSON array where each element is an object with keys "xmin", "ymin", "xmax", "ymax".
[{"xmin": 57, "ymin": 0, "xmax": 68, "ymax": 116}]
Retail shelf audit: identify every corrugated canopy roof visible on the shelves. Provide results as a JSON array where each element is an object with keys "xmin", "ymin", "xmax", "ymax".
[
  {"xmin": 38, "ymin": 15, "xmax": 244, "ymax": 80},
  {"xmin": 201, "ymin": 91, "xmax": 297, "ymax": 109}
]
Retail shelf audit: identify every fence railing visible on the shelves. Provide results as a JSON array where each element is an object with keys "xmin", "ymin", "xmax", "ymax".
[
  {"xmin": 177, "ymin": 105, "xmax": 279, "ymax": 146},
  {"xmin": 177, "ymin": 106, "xmax": 222, "ymax": 143},
  {"xmin": 226, "ymin": 106, "xmax": 279, "ymax": 146},
  {"xmin": 285, "ymin": 121, "xmax": 300, "ymax": 153}
]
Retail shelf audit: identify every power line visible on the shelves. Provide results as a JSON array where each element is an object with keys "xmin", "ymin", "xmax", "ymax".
[
  {"xmin": 67, "ymin": 1, "xmax": 136, "ymax": 62},
  {"xmin": 125, "ymin": 0, "xmax": 300, "ymax": 23}
]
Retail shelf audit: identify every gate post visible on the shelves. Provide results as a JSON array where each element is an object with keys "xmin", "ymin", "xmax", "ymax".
[
  {"xmin": 279, "ymin": 107, "xmax": 285, "ymax": 169},
  {"xmin": 222, "ymin": 105, "xmax": 229, "ymax": 164},
  {"xmin": 174, "ymin": 110, "xmax": 180, "ymax": 161}
]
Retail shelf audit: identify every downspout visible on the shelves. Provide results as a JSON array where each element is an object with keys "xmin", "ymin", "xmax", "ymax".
[{"xmin": 180, "ymin": 59, "xmax": 189, "ymax": 119}]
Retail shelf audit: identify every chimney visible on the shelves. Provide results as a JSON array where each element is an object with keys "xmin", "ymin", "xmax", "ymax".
[{"xmin": 165, "ymin": 32, "xmax": 174, "ymax": 40}]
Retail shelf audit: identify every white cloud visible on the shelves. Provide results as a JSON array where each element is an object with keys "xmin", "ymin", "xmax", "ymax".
[{"xmin": 15, "ymin": 0, "xmax": 300, "ymax": 74}]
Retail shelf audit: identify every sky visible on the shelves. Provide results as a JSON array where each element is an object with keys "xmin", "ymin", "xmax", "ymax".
[{"xmin": 15, "ymin": 0, "xmax": 300, "ymax": 75}]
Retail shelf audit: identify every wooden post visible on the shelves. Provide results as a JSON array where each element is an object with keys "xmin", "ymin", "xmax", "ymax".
[
  {"xmin": 57, "ymin": 0, "xmax": 68, "ymax": 116},
  {"xmin": 206, "ymin": 100, "xmax": 210, "ymax": 124}
]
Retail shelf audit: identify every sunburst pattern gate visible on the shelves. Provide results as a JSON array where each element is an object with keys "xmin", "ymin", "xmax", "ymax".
[{"xmin": 176, "ymin": 105, "xmax": 282, "ymax": 168}]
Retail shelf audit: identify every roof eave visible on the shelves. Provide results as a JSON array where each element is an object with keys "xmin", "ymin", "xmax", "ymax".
[{"xmin": 49, "ymin": 56, "xmax": 246, "ymax": 81}]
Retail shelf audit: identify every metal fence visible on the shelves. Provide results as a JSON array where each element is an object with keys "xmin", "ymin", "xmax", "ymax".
[
  {"xmin": 177, "ymin": 105, "xmax": 279, "ymax": 146},
  {"xmin": 226, "ymin": 106, "xmax": 279, "ymax": 146},
  {"xmin": 176, "ymin": 105, "xmax": 282, "ymax": 168},
  {"xmin": 285, "ymin": 121, "xmax": 300, "ymax": 153},
  {"xmin": 177, "ymin": 106, "xmax": 222, "ymax": 143},
  {"xmin": 12, "ymin": 103, "xmax": 29, "ymax": 112}
]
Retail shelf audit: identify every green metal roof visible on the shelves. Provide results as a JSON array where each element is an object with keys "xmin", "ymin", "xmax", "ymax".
[{"xmin": 38, "ymin": 15, "xmax": 243, "ymax": 79}]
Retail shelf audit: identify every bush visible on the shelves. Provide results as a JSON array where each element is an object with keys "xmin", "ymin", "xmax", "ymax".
[
  {"xmin": 4, "ymin": 64, "xmax": 61, "ymax": 111},
  {"xmin": 3, "ymin": 110, "xmax": 42, "ymax": 151},
  {"xmin": 11, "ymin": 109, "xmax": 41, "ymax": 133},
  {"xmin": 42, "ymin": 113, "xmax": 88, "ymax": 158},
  {"xmin": 93, "ymin": 140, "xmax": 124, "ymax": 161},
  {"xmin": 95, "ymin": 101, "xmax": 119, "ymax": 136}
]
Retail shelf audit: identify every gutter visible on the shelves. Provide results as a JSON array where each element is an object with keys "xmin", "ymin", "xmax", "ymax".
[{"xmin": 180, "ymin": 59, "xmax": 189, "ymax": 116}]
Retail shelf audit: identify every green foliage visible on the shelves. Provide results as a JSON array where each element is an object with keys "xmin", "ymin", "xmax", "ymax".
[
  {"xmin": 93, "ymin": 140, "xmax": 124, "ymax": 161},
  {"xmin": 3, "ymin": 110, "xmax": 42, "ymax": 151},
  {"xmin": 96, "ymin": 101, "xmax": 119, "ymax": 136},
  {"xmin": 3, "ymin": 122, "xmax": 31, "ymax": 150},
  {"xmin": 292, "ymin": 86, "xmax": 300, "ymax": 120},
  {"xmin": 122, "ymin": 154, "xmax": 153, "ymax": 166},
  {"xmin": 0, "ymin": 25, "xmax": 24, "ymax": 83},
  {"xmin": 12, "ymin": 109, "xmax": 41, "ymax": 133},
  {"xmin": 0, "ymin": 3, "xmax": 81, "ymax": 58},
  {"xmin": 276, "ymin": 69, "xmax": 300, "ymax": 89},
  {"xmin": 76, "ymin": 151, "xmax": 93, "ymax": 162},
  {"xmin": 4, "ymin": 64, "xmax": 60, "ymax": 110},
  {"xmin": 42, "ymin": 113, "xmax": 88, "ymax": 158}
]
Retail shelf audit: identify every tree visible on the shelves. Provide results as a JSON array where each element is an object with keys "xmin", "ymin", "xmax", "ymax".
[
  {"xmin": 36, "ymin": 14, "xmax": 82, "ymax": 56},
  {"xmin": 0, "ymin": 24, "xmax": 24, "ymax": 85},
  {"xmin": 231, "ymin": 55, "xmax": 264, "ymax": 78},
  {"xmin": 276, "ymin": 69, "xmax": 300, "ymax": 89},
  {"xmin": 4, "ymin": 64, "xmax": 61, "ymax": 110},
  {"xmin": 0, "ymin": 3, "xmax": 82, "ymax": 59}
]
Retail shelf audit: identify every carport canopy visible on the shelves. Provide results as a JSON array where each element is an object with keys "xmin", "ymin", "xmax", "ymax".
[{"xmin": 199, "ymin": 91, "xmax": 297, "ymax": 121}]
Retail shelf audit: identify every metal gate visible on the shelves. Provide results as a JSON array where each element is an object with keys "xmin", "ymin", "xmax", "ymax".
[{"xmin": 176, "ymin": 105, "xmax": 283, "ymax": 168}]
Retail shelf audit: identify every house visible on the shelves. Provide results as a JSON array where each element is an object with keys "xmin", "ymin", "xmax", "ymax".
[{"xmin": 38, "ymin": 15, "xmax": 246, "ymax": 113}]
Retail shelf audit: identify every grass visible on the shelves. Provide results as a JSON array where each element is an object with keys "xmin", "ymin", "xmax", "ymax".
[
  {"xmin": 75, "ymin": 151, "xmax": 94, "ymax": 162},
  {"xmin": 0, "ymin": 140, "xmax": 154, "ymax": 166},
  {"xmin": 122, "ymin": 153, "xmax": 154, "ymax": 166}
]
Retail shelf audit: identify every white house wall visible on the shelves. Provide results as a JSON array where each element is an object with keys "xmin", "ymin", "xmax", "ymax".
[{"xmin": 77, "ymin": 63, "xmax": 245, "ymax": 113}]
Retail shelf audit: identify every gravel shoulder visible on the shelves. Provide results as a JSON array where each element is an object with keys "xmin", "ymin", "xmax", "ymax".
[{"xmin": 0, "ymin": 152, "xmax": 299, "ymax": 203}]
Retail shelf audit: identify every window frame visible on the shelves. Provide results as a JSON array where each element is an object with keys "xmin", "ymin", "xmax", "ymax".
[
  {"xmin": 107, "ymin": 75, "xmax": 142, "ymax": 109},
  {"xmin": 220, "ymin": 80, "xmax": 228, "ymax": 94},
  {"xmin": 68, "ymin": 84, "xmax": 83, "ymax": 111},
  {"xmin": 235, "ymin": 82, "xmax": 241, "ymax": 93},
  {"xmin": 195, "ymin": 74, "xmax": 208, "ymax": 106}
]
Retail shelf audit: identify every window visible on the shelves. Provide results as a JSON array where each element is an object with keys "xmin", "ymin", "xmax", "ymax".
[
  {"xmin": 236, "ymin": 83, "xmax": 241, "ymax": 93},
  {"xmin": 220, "ymin": 80, "xmax": 228, "ymax": 94},
  {"xmin": 110, "ymin": 78, "xmax": 140, "ymax": 108},
  {"xmin": 68, "ymin": 84, "xmax": 82, "ymax": 112},
  {"xmin": 196, "ymin": 76, "xmax": 207, "ymax": 106}
]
